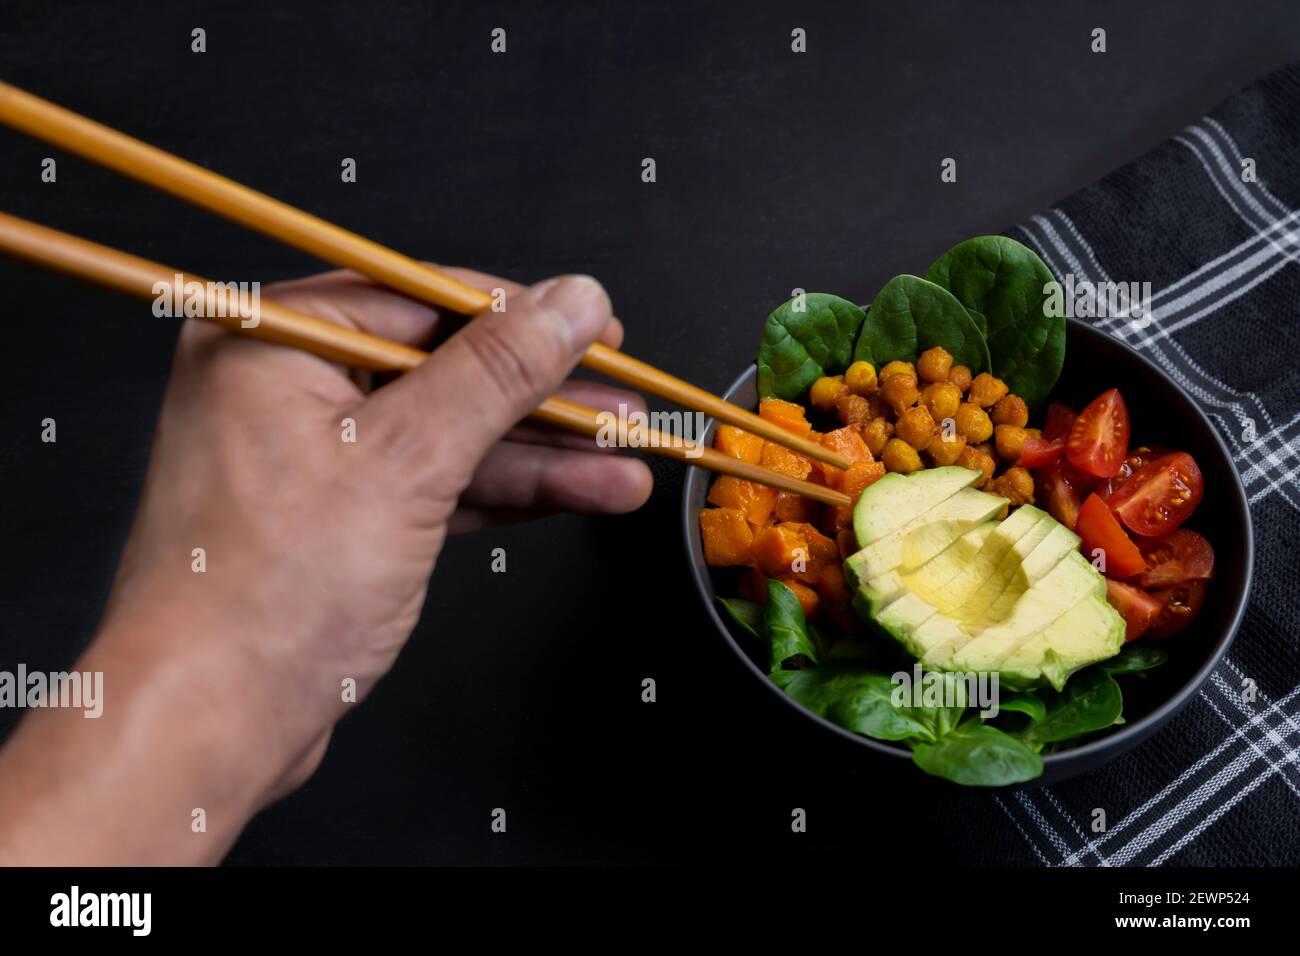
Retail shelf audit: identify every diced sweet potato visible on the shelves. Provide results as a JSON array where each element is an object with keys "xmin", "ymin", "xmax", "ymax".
[
  {"xmin": 760, "ymin": 442, "xmax": 813, "ymax": 481},
  {"xmin": 707, "ymin": 476, "xmax": 777, "ymax": 526},
  {"xmin": 814, "ymin": 564, "xmax": 856, "ymax": 631},
  {"xmin": 737, "ymin": 564, "xmax": 768, "ymax": 603},
  {"xmin": 841, "ymin": 460, "xmax": 887, "ymax": 506},
  {"xmin": 698, "ymin": 507, "xmax": 755, "ymax": 566},
  {"xmin": 775, "ymin": 577, "xmax": 820, "ymax": 619},
  {"xmin": 751, "ymin": 524, "xmax": 808, "ymax": 578},
  {"xmin": 818, "ymin": 425, "xmax": 873, "ymax": 488},
  {"xmin": 758, "ymin": 397, "xmax": 812, "ymax": 439},
  {"xmin": 773, "ymin": 490, "xmax": 816, "ymax": 524},
  {"xmin": 780, "ymin": 522, "xmax": 839, "ymax": 569},
  {"xmin": 835, "ymin": 528, "xmax": 858, "ymax": 559},
  {"xmin": 821, "ymin": 505, "xmax": 855, "ymax": 537},
  {"xmin": 714, "ymin": 424, "xmax": 764, "ymax": 464}
]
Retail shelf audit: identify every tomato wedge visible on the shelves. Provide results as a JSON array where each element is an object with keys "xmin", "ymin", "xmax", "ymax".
[
  {"xmin": 1105, "ymin": 579, "xmax": 1165, "ymax": 642},
  {"xmin": 1042, "ymin": 402, "xmax": 1077, "ymax": 442},
  {"xmin": 1136, "ymin": 529, "xmax": 1215, "ymax": 589},
  {"xmin": 1076, "ymin": 493, "xmax": 1146, "ymax": 577},
  {"xmin": 1020, "ymin": 436, "xmax": 1066, "ymax": 468},
  {"xmin": 1098, "ymin": 445, "xmax": 1170, "ymax": 499},
  {"xmin": 1147, "ymin": 580, "xmax": 1208, "ymax": 638},
  {"xmin": 1066, "ymin": 389, "xmax": 1130, "ymax": 477},
  {"xmin": 1108, "ymin": 451, "xmax": 1204, "ymax": 536},
  {"xmin": 1039, "ymin": 460, "xmax": 1082, "ymax": 530}
]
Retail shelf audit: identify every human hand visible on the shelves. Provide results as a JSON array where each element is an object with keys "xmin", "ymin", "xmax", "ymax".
[{"xmin": 0, "ymin": 268, "xmax": 651, "ymax": 863}]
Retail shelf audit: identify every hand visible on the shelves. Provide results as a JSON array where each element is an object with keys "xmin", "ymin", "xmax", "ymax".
[{"xmin": 0, "ymin": 269, "xmax": 651, "ymax": 864}]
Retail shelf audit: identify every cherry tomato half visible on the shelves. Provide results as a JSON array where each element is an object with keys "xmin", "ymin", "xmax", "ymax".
[
  {"xmin": 1108, "ymin": 451, "xmax": 1204, "ymax": 536},
  {"xmin": 1098, "ymin": 445, "xmax": 1171, "ymax": 499},
  {"xmin": 1020, "ymin": 436, "xmax": 1066, "ymax": 469},
  {"xmin": 1105, "ymin": 579, "xmax": 1166, "ymax": 642},
  {"xmin": 1038, "ymin": 460, "xmax": 1082, "ymax": 530},
  {"xmin": 1066, "ymin": 389, "xmax": 1131, "ymax": 478},
  {"xmin": 1076, "ymin": 493, "xmax": 1146, "ymax": 577},
  {"xmin": 1135, "ymin": 529, "xmax": 1215, "ymax": 589},
  {"xmin": 1042, "ymin": 402, "xmax": 1077, "ymax": 442},
  {"xmin": 1147, "ymin": 580, "xmax": 1208, "ymax": 639}
]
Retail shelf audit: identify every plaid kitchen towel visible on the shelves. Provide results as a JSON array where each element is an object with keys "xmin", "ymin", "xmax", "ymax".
[{"xmin": 996, "ymin": 61, "xmax": 1300, "ymax": 866}]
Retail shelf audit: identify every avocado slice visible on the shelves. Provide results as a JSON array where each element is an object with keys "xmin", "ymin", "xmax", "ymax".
[
  {"xmin": 848, "ymin": 471, "xmax": 1125, "ymax": 689},
  {"xmin": 999, "ymin": 593, "xmax": 1125, "ymax": 690},
  {"xmin": 965, "ymin": 521, "xmax": 1081, "ymax": 625},
  {"xmin": 917, "ymin": 504, "xmax": 1042, "ymax": 613},
  {"xmin": 949, "ymin": 551, "xmax": 1104, "ymax": 674},
  {"xmin": 852, "ymin": 466, "xmax": 982, "ymax": 547},
  {"xmin": 844, "ymin": 487, "xmax": 1006, "ymax": 585}
]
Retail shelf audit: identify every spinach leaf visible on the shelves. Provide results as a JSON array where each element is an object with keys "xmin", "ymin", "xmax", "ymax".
[
  {"xmin": 778, "ymin": 665, "xmax": 935, "ymax": 741},
  {"xmin": 855, "ymin": 275, "xmax": 989, "ymax": 374},
  {"xmin": 756, "ymin": 293, "xmax": 867, "ymax": 400},
  {"xmin": 1024, "ymin": 666, "xmax": 1123, "ymax": 744},
  {"xmin": 895, "ymin": 669, "xmax": 970, "ymax": 740},
  {"xmin": 997, "ymin": 692, "xmax": 1047, "ymax": 725},
  {"xmin": 715, "ymin": 596, "xmax": 763, "ymax": 640},
  {"xmin": 765, "ymin": 579, "xmax": 819, "ymax": 673},
  {"xmin": 911, "ymin": 723, "xmax": 1044, "ymax": 786},
  {"xmin": 1102, "ymin": 643, "xmax": 1169, "ymax": 675},
  {"xmin": 924, "ymin": 236, "xmax": 1064, "ymax": 408}
]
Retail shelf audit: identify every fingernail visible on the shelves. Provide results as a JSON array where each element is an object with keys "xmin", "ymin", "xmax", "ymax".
[{"xmin": 533, "ymin": 275, "xmax": 611, "ymax": 352}]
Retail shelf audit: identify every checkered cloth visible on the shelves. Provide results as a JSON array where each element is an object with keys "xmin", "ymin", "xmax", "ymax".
[{"xmin": 996, "ymin": 62, "xmax": 1300, "ymax": 866}]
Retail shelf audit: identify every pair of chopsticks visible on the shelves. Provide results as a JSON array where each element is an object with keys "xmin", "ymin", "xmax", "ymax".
[{"xmin": 0, "ymin": 81, "xmax": 851, "ymax": 508}]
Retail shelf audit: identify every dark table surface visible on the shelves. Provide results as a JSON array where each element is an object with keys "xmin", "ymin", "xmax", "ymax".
[{"xmin": 2, "ymin": 1, "xmax": 1297, "ymax": 865}]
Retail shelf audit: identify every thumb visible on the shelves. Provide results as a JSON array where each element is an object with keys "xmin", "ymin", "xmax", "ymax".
[{"xmin": 357, "ymin": 274, "xmax": 614, "ymax": 484}]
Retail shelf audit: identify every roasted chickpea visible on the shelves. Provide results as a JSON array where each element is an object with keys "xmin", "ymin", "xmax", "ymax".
[
  {"xmin": 879, "ymin": 360, "xmax": 916, "ymax": 381},
  {"xmin": 809, "ymin": 375, "xmax": 849, "ymax": 412},
  {"xmin": 860, "ymin": 417, "xmax": 893, "ymax": 456},
  {"xmin": 957, "ymin": 445, "xmax": 996, "ymax": 486},
  {"xmin": 994, "ymin": 424, "xmax": 1029, "ymax": 461},
  {"xmin": 991, "ymin": 466, "xmax": 1035, "ymax": 505},
  {"xmin": 968, "ymin": 372, "xmax": 1009, "ymax": 407},
  {"xmin": 925, "ymin": 432, "xmax": 966, "ymax": 466},
  {"xmin": 882, "ymin": 438, "xmax": 923, "ymax": 474},
  {"xmin": 917, "ymin": 346, "xmax": 954, "ymax": 384},
  {"xmin": 947, "ymin": 364, "xmax": 973, "ymax": 392},
  {"xmin": 835, "ymin": 393, "xmax": 872, "ymax": 426},
  {"xmin": 975, "ymin": 440, "xmax": 996, "ymax": 459},
  {"xmin": 991, "ymin": 393, "xmax": 1029, "ymax": 427},
  {"xmin": 865, "ymin": 392, "xmax": 891, "ymax": 419},
  {"xmin": 954, "ymin": 402, "xmax": 993, "ymax": 443},
  {"xmin": 1023, "ymin": 427, "xmax": 1043, "ymax": 442},
  {"xmin": 844, "ymin": 361, "xmax": 877, "ymax": 395},
  {"xmin": 921, "ymin": 382, "xmax": 962, "ymax": 423},
  {"xmin": 896, "ymin": 404, "xmax": 936, "ymax": 449},
  {"xmin": 880, "ymin": 372, "xmax": 920, "ymax": 415}
]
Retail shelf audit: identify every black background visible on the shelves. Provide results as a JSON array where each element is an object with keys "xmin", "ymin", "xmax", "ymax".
[{"xmin": 2, "ymin": 1, "xmax": 1298, "ymax": 865}]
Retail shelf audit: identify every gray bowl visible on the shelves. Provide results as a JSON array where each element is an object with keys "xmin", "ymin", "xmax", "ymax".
[{"xmin": 681, "ymin": 319, "xmax": 1254, "ymax": 786}]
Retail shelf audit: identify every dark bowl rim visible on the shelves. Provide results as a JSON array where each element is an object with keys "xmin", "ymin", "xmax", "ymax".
[{"xmin": 681, "ymin": 317, "xmax": 1254, "ymax": 778}]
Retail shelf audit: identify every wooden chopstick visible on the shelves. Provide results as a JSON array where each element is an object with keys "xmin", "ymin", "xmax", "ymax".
[
  {"xmin": 0, "ymin": 81, "xmax": 851, "ymax": 472},
  {"xmin": 0, "ymin": 211, "xmax": 851, "ymax": 509}
]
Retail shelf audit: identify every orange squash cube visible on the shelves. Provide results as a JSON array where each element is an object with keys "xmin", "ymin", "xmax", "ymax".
[
  {"xmin": 818, "ymin": 426, "xmax": 873, "ymax": 488},
  {"xmin": 698, "ymin": 507, "xmax": 755, "ymax": 566},
  {"xmin": 780, "ymin": 522, "xmax": 839, "ymax": 569},
  {"xmin": 835, "ymin": 528, "xmax": 858, "ymax": 559},
  {"xmin": 707, "ymin": 476, "xmax": 777, "ymax": 526},
  {"xmin": 737, "ymin": 563, "xmax": 769, "ymax": 603},
  {"xmin": 714, "ymin": 424, "xmax": 764, "ymax": 464},
  {"xmin": 841, "ymin": 460, "xmax": 887, "ymax": 506},
  {"xmin": 758, "ymin": 397, "xmax": 812, "ymax": 439},
  {"xmin": 773, "ymin": 490, "xmax": 816, "ymax": 524},
  {"xmin": 814, "ymin": 564, "xmax": 856, "ymax": 631},
  {"xmin": 775, "ymin": 577, "xmax": 820, "ymax": 620},
  {"xmin": 821, "ymin": 505, "xmax": 855, "ymax": 537},
  {"xmin": 760, "ymin": 442, "xmax": 813, "ymax": 481},
  {"xmin": 751, "ymin": 524, "xmax": 808, "ymax": 578}
]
